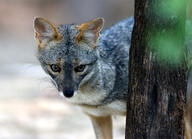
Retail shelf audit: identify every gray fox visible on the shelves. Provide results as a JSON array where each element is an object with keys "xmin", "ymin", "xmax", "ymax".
[
  {"xmin": 33, "ymin": 16, "xmax": 192, "ymax": 139},
  {"xmin": 34, "ymin": 16, "xmax": 133, "ymax": 139}
]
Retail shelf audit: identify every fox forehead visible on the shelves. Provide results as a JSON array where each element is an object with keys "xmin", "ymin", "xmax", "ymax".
[
  {"xmin": 38, "ymin": 46, "xmax": 97, "ymax": 65},
  {"xmin": 57, "ymin": 24, "xmax": 79, "ymax": 42},
  {"xmin": 38, "ymin": 24, "xmax": 97, "ymax": 65}
]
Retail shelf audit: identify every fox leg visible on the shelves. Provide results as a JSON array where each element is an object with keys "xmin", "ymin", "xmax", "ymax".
[{"xmin": 89, "ymin": 115, "xmax": 112, "ymax": 139}]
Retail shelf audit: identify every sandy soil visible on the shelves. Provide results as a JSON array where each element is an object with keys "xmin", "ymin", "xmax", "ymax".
[{"xmin": 0, "ymin": 63, "xmax": 125, "ymax": 139}]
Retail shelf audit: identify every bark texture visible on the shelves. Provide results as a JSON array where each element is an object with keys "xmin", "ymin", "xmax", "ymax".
[{"xmin": 126, "ymin": 0, "xmax": 187, "ymax": 138}]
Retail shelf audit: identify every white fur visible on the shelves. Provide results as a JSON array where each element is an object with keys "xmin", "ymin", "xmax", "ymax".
[
  {"xmin": 59, "ymin": 89, "xmax": 126, "ymax": 117},
  {"xmin": 63, "ymin": 89, "xmax": 107, "ymax": 105},
  {"xmin": 80, "ymin": 101, "xmax": 126, "ymax": 117}
]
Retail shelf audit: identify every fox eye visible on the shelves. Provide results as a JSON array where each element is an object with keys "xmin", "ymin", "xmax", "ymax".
[
  {"xmin": 50, "ymin": 64, "xmax": 61, "ymax": 73},
  {"xmin": 74, "ymin": 65, "xmax": 86, "ymax": 73}
]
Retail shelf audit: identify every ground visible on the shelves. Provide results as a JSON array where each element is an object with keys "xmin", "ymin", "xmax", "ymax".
[{"xmin": 0, "ymin": 56, "xmax": 125, "ymax": 139}]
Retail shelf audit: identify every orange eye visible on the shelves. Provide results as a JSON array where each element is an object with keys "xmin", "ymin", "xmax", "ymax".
[
  {"xmin": 50, "ymin": 64, "xmax": 61, "ymax": 72},
  {"xmin": 74, "ymin": 65, "xmax": 86, "ymax": 73}
]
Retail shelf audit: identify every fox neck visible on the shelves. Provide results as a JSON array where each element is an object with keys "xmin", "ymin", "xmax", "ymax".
[{"xmin": 79, "ymin": 53, "xmax": 116, "ymax": 98}]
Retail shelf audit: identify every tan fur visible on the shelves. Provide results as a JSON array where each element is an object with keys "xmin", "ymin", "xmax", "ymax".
[
  {"xmin": 89, "ymin": 115, "xmax": 112, "ymax": 139},
  {"xmin": 75, "ymin": 18, "xmax": 104, "ymax": 47},
  {"xmin": 34, "ymin": 17, "xmax": 62, "ymax": 49},
  {"xmin": 76, "ymin": 20, "xmax": 95, "ymax": 42}
]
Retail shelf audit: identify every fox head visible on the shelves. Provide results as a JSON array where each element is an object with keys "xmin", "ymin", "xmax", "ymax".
[{"xmin": 34, "ymin": 17, "xmax": 104, "ymax": 99}]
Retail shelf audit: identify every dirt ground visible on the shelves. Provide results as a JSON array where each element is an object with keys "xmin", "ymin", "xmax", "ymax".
[{"xmin": 0, "ymin": 37, "xmax": 125, "ymax": 139}]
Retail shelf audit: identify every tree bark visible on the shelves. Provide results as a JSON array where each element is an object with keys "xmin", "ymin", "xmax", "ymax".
[{"xmin": 126, "ymin": 0, "xmax": 187, "ymax": 138}]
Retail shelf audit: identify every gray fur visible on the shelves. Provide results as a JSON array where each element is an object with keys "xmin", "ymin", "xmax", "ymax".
[
  {"xmin": 36, "ymin": 16, "xmax": 192, "ymax": 139},
  {"xmin": 37, "ymin": 17, "xmax": 134, "ymax": 106},
  {"xmin": 98, "ymin": 17, "xmax": 134, "ymax": 104}
]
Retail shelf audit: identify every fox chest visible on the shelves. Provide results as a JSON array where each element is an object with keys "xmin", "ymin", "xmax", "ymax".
[{"xmin": 79, "ymin": 101, "xmax": 127, "ymax": 117}]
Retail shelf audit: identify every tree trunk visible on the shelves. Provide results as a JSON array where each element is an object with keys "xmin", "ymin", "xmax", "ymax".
[{"xmin": 126, "ymin": 0, "xmax": 188, "ymax": 138}]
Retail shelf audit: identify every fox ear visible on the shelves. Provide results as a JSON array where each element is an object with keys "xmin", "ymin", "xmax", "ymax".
[
  {"xmin": 76, "ymin": 18, "xmax": 104, "ymax": 48},
  {"xmin": 33, "ymin": 17, "xmax": 61, "ymax": 47}
]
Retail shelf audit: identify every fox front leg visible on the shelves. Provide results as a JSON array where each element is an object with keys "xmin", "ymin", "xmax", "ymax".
[{"xmin": 89, "ymin": 115, "xmax": 112, "ymax": 139}]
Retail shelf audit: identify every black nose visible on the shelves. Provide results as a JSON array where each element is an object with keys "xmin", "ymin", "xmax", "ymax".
[{"xmin": 63, "ymin": 89, "xmax": 74, "ymax": 98}]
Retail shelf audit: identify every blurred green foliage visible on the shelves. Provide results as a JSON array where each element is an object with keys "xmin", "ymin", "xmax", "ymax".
[
  {"xmin": 159, "ymin": 0, "xmax": 186, "ymax": 17},
  {"xmin": 150, "ymin": 33, "xmax": 182, "ymax": 65},
  {"xmin": 149, "ymin": 0, "xmax": 188, "ymax": 66}
]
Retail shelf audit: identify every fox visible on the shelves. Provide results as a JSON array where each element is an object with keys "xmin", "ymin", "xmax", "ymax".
[
  {"xmin": 33, "ymin": 16, "xmax": 133, "ymax": 139},
  {"xmin": 33, "ymin": 16, "xmax": 192, "ymax": 138}
]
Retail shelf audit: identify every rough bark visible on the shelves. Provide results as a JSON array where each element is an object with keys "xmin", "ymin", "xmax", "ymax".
[{"xmin": 126, "ymin": 0, "xmax": 187, "ymax": 138}]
